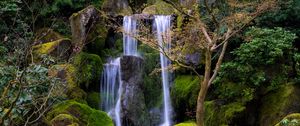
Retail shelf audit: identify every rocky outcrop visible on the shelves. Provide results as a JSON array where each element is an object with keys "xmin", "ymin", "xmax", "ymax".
[
  {"xmin": 102, "ymin": 0, "xmax": 132, "ymax": 16},
  {"xmin": 120, "ymin": 56, "xmax": 150, "ymax": 126},
  {"xmin": 70, "ymin": 5, "xmax": 107, "ymax": 52},
  {"xmin": 259, "ymin": 83, "xmax": 300, "ymax": 126}
]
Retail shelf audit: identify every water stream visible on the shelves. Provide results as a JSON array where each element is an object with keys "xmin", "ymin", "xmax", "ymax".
[{"xmin": 154, "ymin": 15, "xmax": 173, "ymax": 126}]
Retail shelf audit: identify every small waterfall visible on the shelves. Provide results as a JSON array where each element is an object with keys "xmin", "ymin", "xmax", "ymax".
[
  {"xmin": 123, "ymin": 16, "xmax": 138, "ymax": 56},
  {"xmin": 154, "ymin": 15, "xmax": 173, "ymax": 126},
  {"xmin": 101, "ymin": 15, "xmax": 138, "ymax": 126},
  {"xmin": 101, "ymin": 58, "xmax": 122, "ymax": 126}
]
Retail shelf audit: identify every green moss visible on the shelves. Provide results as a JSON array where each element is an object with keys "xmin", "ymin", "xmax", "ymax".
[
  {"xmin": 47, "ymin": 100, "xmax": 113, "ymax": 126},
  {"xmin": 49, "ymin": 64, "xmax": 77, "ymax": 88},
  {"xmin": 142, "ymin": 0, "xmax": 177, "ymax": 15},
  {"xmin": 204, "ymin": 101, "xmax": 245, "ymax": 126},
  {"xmin": 275, "ymin": 113, "xmax": 300, "ymax": 126},
  {"xmin": 67, "ymin": 87, "xmax": 87, "ymax": 103},
  {"xmin": 171, "ymin": 75, "xmax": 201, "ymax": 121},
  {"xmin": 175, "ymin": 121, "xmax": 197, "ymax": 126},
  {"xmin": 259, "ymin": 83, "xmax": 300, "ymax": 126},
  {"xmin": 87, "ymin": 92, "xmax": 101, "ymax": 109},
  {"xmin": 50, "ymin": 114, "xmax": 80, "ymax": 126},
  {"xmin": 34, "ymin": 28, "xmax": 63, "ymax": 43},
  {"xmin": 73, "ymin": 52, "xmax": 103, "ymax": 89}
]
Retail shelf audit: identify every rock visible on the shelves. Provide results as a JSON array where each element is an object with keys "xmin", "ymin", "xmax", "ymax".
[
  {"xmin": 70, "ymin": 5, "xmax": 107, "ymax": 52},
  {"xmin": 87, "ymin": 92, "xmax": 101, "ymax": 109},
  {"xmin": 120, "ymin": 55, "xmax": 150, "ymax": 126},
  {"xmin": 142, "ymin": 0, "xmax": 177, "ymax": 15},
  {"xmin": 275, "ymin": 113, "xmax": 300, "ymax": 126},
  {"xmin": 34, "ymin": 28, "xmax": 63, "ymax": 45},
  {"xmin": 47, "ymin": 100, "xmax": 113, "ymax": 126},
  {"xmin": 50, "ymin": 114, "xmax": 80, "ymax": 126},
  {"xmin": 171, "ymin": 75, "xmax": 201, "ymax": 121},
  {"xmin": 175, "ymin": 121, "xmax": 197, "ymax": 126},
  {"xmin": 259, "ymin": 83, "xmax": 300, "ymax": 126},
  {"xmin": 32, "ymin": 38, "xmax": 72, "ymax": 61},
  {"xmin": 102, "ymin": 0, "xmax": 132, "ymax": 16}
]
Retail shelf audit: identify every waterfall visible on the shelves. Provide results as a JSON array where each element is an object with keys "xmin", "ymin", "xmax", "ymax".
[
  {"xmin": 101, "ymin": 58, "xmax": 122, "ymax": 126},
  {"xmin": 123, "ymin": 16, "xmax": 138, "ymax": 56},
  {"xmin": 101, "ymin": 15, "xmax": 138, "ymax": 126},
  {"xmin": 154, "ymin": 15, "xmax": 173, "ymax": 126}
]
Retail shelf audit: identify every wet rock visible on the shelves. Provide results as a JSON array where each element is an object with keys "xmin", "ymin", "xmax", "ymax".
[{"xmin": 120, "ymin": 56, "xmax": 150, "ymax": 126}]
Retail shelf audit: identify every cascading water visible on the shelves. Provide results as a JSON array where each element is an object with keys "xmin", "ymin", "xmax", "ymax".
[
  {"xmin": 101, "ymin": 15, "xmax": 138, "ymax": 126},
  {"xmin": 101, "ymin": 58, "xmax": 122, "ymax": 126},
  {"xmin": 123, "ymin": 16, "xmax": 138, "ymax": 56},
  {"xmin": 154, "ymin": 15, "xmax": 173, "ymax": 126}
]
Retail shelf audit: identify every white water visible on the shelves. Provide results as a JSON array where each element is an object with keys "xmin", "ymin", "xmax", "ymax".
[
  {"xmin": 123, "ymin": 16, "xmax": 138, "ymax": 56},
  {"xmin": 154, "ymin": 15, "xmax": 173, "ymax": 126},
  {"xmin": 101, "ymin": 58, "xmax": 122, "ymax": 126},
  {"xmin": 101, "ymin": 16, "xmax": 139, "ymax": 126}
]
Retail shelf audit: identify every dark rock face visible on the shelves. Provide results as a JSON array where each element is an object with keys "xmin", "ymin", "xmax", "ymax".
[{"xmin": 120, "ymin": 56, "xmax": 150, "ymax": 126}]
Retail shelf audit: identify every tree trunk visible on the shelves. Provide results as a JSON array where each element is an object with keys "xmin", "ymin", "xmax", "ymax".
[{"xmin": 196, "ymin": 50, "xmax": 211, "ymax": 126}]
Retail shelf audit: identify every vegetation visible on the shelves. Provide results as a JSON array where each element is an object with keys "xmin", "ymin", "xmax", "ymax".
[{"xmin": 0, "ymin": 0, "xmax": 299, "ymax": 126}]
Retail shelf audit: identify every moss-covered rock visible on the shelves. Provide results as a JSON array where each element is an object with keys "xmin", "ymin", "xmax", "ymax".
[
  {"xmin": 204, "ymin": 101, "xmax": 245, "ymax": 126},
  {"xmin": 142, "ymin": 0, "xmax": 177, "ymax": 15},
  {"xmin": 259, "ymin": 83, "xmax": 300, "ymax": 126},
  {"xmin": 34, "ymin": 28, "xmax": 63, "ymax": 45},
  {"xmin": 73, "ymin": 52, "xmax": 103, "ymax": 90},
  {"xmin": 275, "ymin": 113, "xmax": 300, "ymax": 126},
  {"xmin": 175, "ymin": 121, "xmax": 197, "ymax": 126},
  {"xmin": 32, "ymin": 38, "xmax": 72, "ymax": 62},
  {"xmin": 171, "ymin": 75, "xmax": 201, "ymax": 121},
  {"xmin": 86, "ymin": 92, "xmax": 101, "ymax": 109},
  {"xmin": 50, "ymin": 114, "xmax": 80, "ymax": 126},
  {"xmin": 102, "ymin": 0, "xmax": 132, "ymax": 16},
  {"xmin": 47, "ymin": 100, "xmax": 113, "ymax": 126}
]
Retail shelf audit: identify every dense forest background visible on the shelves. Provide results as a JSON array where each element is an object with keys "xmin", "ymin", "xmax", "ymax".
[{"xmin": 0, "ymin": 0, "xmax": 300, "ymax": 126}]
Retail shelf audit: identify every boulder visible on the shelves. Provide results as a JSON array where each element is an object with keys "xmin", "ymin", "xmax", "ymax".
[
  {"xmin": 32, "ymin": 38, "xmax": 72, "ymax": 61},
  {"xmin": 101, "ymin": 0, "xmax": 132, "ymax": 16},
  {"xmin": 47, "ymin": 100, "xmax": 113, "ymax": 126},
  {"xmin": 120, "ymin": 55, "xmax": 150, "ymax": 126},
  {"xmin": 70, "ymin": 5, "xmax": 107, "ymax": 52},
  {"xmin": 259, "ymin": 83, "xmax": 300, "ymax": 126}
]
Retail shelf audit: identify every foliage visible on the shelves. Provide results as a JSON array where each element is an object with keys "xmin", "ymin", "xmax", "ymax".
[{"xmin": 215, "ymin": 27, "xmax": 297, "ymax": 98}]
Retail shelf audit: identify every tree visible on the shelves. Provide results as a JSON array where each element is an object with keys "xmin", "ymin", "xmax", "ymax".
[{"xmin": 135, "ymin": 0, "xmax": 277, "ymax": 125}]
